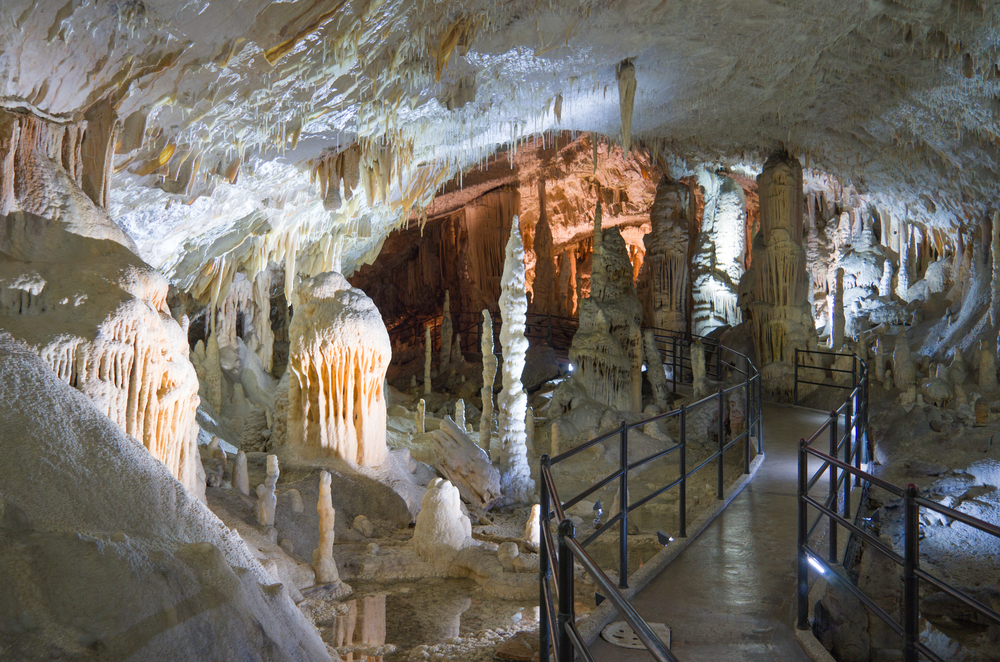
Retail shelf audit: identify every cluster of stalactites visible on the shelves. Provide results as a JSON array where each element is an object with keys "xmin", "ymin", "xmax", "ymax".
[
  {"xmin": 215, "ymin": 270, "xmax": 274, "ymax": 372},
  {"xmin": 0, "ymin": 105, "xmax": 116, "ymax": 215}
]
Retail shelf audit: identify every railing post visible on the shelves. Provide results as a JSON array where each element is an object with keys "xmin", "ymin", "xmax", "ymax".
[
  {"xmin": 794, "ymin": 348, "xmax": 799, "ymax": 406},
  {"xmin": 671, "ymin": 339, "xmax": 677, "ymax": 392},
  {"xmin": 619, "ymin": 420, "xmax": 629, "ymax": 589},
  {"xmin": 717, "ymin": 388, "xmax": 725, "ymax": 500},
  {"xmin": 828, "ymin": 410, "xmax": 839, "ymax": 564},
  {"xmin": 857, "ymin": 365, "xmax": 866, "ymax": 486},
  {"xmin": 744, "ymin": 377, "xmax": 752, "ymax": 474},
  {"xmin": 797, "ymin": 438, "xmax": 810, "ymax": 630},
  {"xmin": 845, "ymin": 379, "xmax": 854, "ymax": 524},
  {"xmin": 679, "ymin": 405, "xmax": 687, "ymax": 538},
  {"xmin": 757, "ymin": 374, "xmax": 764, "ymax": 453},
  {"xmin": 540, "ymin": 455, "xmax": 551, "ymax": 662},
  {"xmin": 903, "ymin": 484, "xmax": 919, "ymax": 662},
  {"xmin": 557, "ymin": 519, "xmax": 575, "ymax": 662}
]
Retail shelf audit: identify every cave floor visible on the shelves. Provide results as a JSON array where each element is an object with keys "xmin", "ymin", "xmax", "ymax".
[{"xmin": 588, "ymin": 403, "xmax": 834, "ymax": 661}]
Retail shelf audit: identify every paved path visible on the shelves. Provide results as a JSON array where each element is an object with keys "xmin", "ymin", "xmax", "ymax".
[{"xmin": 588, "ymin": 403, "xmax": 833, "ymax": 661}]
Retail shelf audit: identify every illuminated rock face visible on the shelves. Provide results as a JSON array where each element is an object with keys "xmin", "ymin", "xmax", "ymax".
[
  {"xmin": 740, "ymin": 151, "xmax": 815, "ymax": 396},
  {"xmin": 640, "ymin": 176, "xmax": 693, "ymax": 334},
  {"xmin": 288, "ymin": 272, "xmax": 390, "ymax": 466},
  {"xmin": 692, "ymin": 169, "xmax": 746, "ymax": 335},
  {"xmin": 0, "ymin": 110, "xmax": 202, "ymax": 495},
  {"xmin": 571, "ymin": 201, "xmax": 644, "ymax": 411}
]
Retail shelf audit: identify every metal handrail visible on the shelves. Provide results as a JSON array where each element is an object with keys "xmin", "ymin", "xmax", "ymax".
[
  {"xmin": 795, "ymin": 349, "xmax": 1000, "ymax": 662},
  {"xmin": 539, "ymin": 338, "xmax": 762, "ymax": 662}
]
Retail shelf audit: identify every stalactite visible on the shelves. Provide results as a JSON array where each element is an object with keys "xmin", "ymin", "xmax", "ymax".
[
  {"xmin": 616, "ymin": 60, "xmax": 637, "ymax": 153},
  {"xmin": 497, "ymin": 218, "xmax": 534, "ymax": 504},
  {"xmin": 479, "ymin": 310, "xmax": 497, "ymax": 449},
  {"xmin": 288, "ymin": 272, "xmax": 390, "ymax": 466}
]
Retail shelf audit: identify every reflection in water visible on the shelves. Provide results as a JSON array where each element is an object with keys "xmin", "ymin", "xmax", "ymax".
[
  {"xmin": 326, "ymin": 578, "xmax": 537, "ymax": 661},
  {"xmin": 333, "ymin": 594, "xmax": 388, "ymax": 661}
]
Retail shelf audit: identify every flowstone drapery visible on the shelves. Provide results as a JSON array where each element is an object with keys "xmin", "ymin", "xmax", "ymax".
[
  {"xmin": 496, "ymin": 218, "xmax": 535, "ymax": 505},
  {"xmin": 639, "ymin": 176, "xmax": 692, "ymax": 334},
  {"xmin": 692, "ymin": 168, "xmax": 746, "ymax": 335},
  {"xmin": 288, "ymin": 272, "xmax": 390, "ymax": 466},
  {"xmin": 0, "ymin": 110, "xmax": 202, "ymax": 495},
  {"xmin": 739, "ymin": 150, "xmax": 815, "ymax": 396},
  {"xmin": 570, "ymin": 199, "xmax": 644, "ymax": 411}
]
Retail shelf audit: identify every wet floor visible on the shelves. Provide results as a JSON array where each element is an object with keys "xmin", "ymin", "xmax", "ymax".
[{"xmin": 588, "ymin": 403, "xmax": 835, "ymax": 661}]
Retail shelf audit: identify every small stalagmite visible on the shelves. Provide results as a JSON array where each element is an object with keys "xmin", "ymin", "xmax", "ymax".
[
  {"xmin": 288, "ymin": 272, "xmax": 390, "ymax": 466},
  {"xmin": 413, "ymin": 478, "xmax": 472, "ymax": 569},
  {"xmin": 255, "ymin": 454, "xmax": 279, "ymax": 528},
  {"xmin": 441, "ymin": 290, "xmax": 453, "ymax": 367},
  {"xmin": 424, "ymin": 323, "xmax": 433, "ymax": 395},
  {"xmin": 416, "ymin": 399, "xmax": 426, "ymax": 434},
  {"xmin": 691, "ymin": 340, "xmax": 709, "ymax": 398},
  {"xmin": 455, "ymin": 399, "xmax": 466, "ymax": 430},
  {"xmin": 479, "ymin": 310, "xmax": 497, "ymax": 449},
  {"xmin": 525, "ymin": 504, "xmax": 541, "ymax": 550},
  {"xmin": 893, "ymin": 335, "xmax": 916, "ymax": 391},
  {"xmin": 233, "ymin": 450, "xmax": 249, "ymax": 496},
  {"xmin": 980, "ymin": 340, "xmax": 997, "ymax": 392},
  {"xmin": 313, "ymin": 471, "xmax": 340, "ymax": 583},
  {"xmin": 643, "ymin": 330, "xmax": 671, "ymax": 410}
]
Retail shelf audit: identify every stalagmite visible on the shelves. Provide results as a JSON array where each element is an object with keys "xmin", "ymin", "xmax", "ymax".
[
  {"xmin": 980, "ymin": 340, "xmax": 997, "ymax": 391},
  {"xmin": 897, "ymin": 221, "xmax": 911, "ymax": 299},
  {"xmin": 525, "ymin": 406, "xmax": 535, "ymax": 452},
  {"xmin": 692, "ymin": 169, "xmax": 746, "ymax": 334},
  {"xmin": 441, "ymin": 290, "xmax": 453, "ymax": 367},
  {"xmin": 616, "ymin": 59, "xmax": 637, "ymax": 153},
  {"xmin": 831, "ymin": 268, "xmax": 846, "ymax": 350},
  {"xmin": 452, "ymin": 332, "xmax": 464, "ymax": 365},
  {"xmin": 992, "ymin": 212, "xmax": 1000, "ymax": 328},
  {"xmin": 234, "ymin": 450, "xmax": 249, "ymax": 496},
  {"xmin": 525, "ymin": 504, "xmax": 541, "ymax": 550},
  {"xmin": 639, "ymin": 177, "xmax": 692, "ymax": 334},
  {"xmin": 424, "ymin": 324, "xmax": 433, "ymax": 395},
  {"xmin": 550, "ymin": 421, "xmax": 561, "ymax": 457},
  {"xmin": 413, "ymin": 478, "xmax": 472, "ymax": 569},
  {"xmin": 878, "ymin": 261, "xmax": 893, "ymax": 297},
  {"xmin": 691, "ymin": 340, "xmax": 708, "ymax": 398},
  {"xmin": 455, "ymin": 399, "xmax": 466, "ymax": 429},
  {"xmin": 875, "ymin": 337, "xmax": 886, "ymax": 382},
  {"xmin": 738, "ymin": 150, "xmax": 816, "ymax": 396},
  {"xmin": 497, "ymin": 218, "xmax": 535, "ymax": 504},
  {"xmin": 288, "ymin": 272, "xmax": 390, "ymax": 466},
  {"xmin": 313, "ymin": 471, "xmax": 340, "ymax": 583},
  {"xmin": 893, "ymin": 335, "xmax": 916, "ymax": 391},
  {"xmin": 570, "ymin": 199, "xmax": 644, "ymax": 411},
  {"xmin": 642, "ymin": 330, "xmax": 670, "ymax": 409},
  {"xmin": 479, "ymin": 310, "xmax": 497, "ymax": 449},
  {"xmin": 416, "ymin": 399, "xmax": 426, "ymax": 434},
  {"xmin": 255, "ymin": 454, "xmax": 279, "ymax": 528}
]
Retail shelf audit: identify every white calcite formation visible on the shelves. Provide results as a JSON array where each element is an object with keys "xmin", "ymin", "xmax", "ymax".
[
  {"xmin": 480, "ymin": 309, "xmax": 497, "ymax": 449},
  {"xmin": 313, "ymin": 471, "xmax": 347, "ymax": 589},
  {"xmin": 525, "ymin": 504, "xmax": 541, "ymax": 550},
  {"xmin": 0, "ymin": 110, "xmax": 202, "ymax": 496},
  {"xmin": 413, "ymin": 478, "xmax": 472, "ymax": 569},
  {"xmin": 0, "ymin": 333, "xmax": 328, "ymax": 661},
  {"xmin": 496, "ymin": 219, "xmax": 535, "ymax": 504},
  {"xmin": 739, "ymin": 150, "xmax": 816, "ymax": 396},
  {"xmin": 570, "ymin": 199, "xmax": 644, "ymax": 411},
  {"xmin": 255, "ymin": 454, "xmax": 279, "ymax": 528},
  {"xmin": 234, "ymin": 450, "xmax": 250, "ymax": 496},
  {"xmin": 692, "ymin": 168, "xmax": 746, "ymax": 335},
  {"xmin": 639, "ymin": 176, "xmax": 692, "ymax": 334},
  {"xmin": 288, "ymin": 271, "xmax": 390, "ymax": 466},
  {"xmin": 430, "ymin": 417, "xmax": 502, "ymax": 509}
]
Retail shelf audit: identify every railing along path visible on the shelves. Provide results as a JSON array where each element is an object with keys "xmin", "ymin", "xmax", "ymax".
[
  {"xmin": 539, "ymin": 336, "xmax": 763, "ymax": 662},
  {"xmin": 793, "ymin": 348, "xmax": 1000, "ymax": 662}
]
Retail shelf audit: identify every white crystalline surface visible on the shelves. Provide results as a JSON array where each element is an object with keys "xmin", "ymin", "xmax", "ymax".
[
  {"xmin": 288, "ymin": 271, "xmax": 390, "ymax": 466},
  {"xmin": 0, "ymin": 333, "xmax": 328, "ymax": 662}
]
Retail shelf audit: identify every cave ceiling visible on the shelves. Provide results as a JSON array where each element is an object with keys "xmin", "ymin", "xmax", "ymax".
[{"xmin": 2, "ymin": 0, "xmax": 998, "ymax": 282}]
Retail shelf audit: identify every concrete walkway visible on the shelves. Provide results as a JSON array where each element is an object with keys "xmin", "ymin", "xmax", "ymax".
[{"xmin": 588, "ymin": 403, "xmax": 834, "ymax": 661}]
